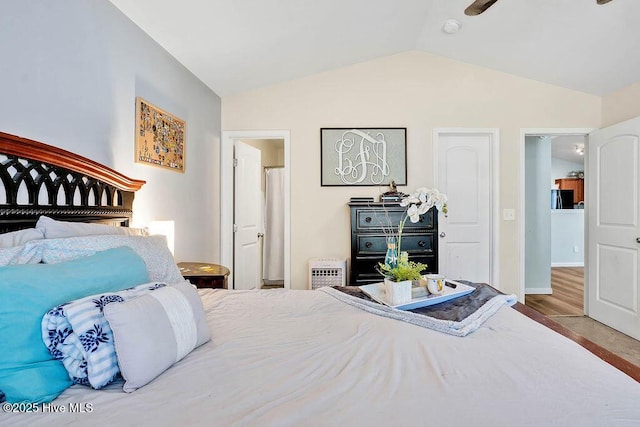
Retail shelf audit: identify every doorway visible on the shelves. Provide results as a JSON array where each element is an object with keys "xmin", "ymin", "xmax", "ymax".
[
  {"xmin": 523, "ymin": 133, "xmax": 587, "ymax": 315},
  {"xmin": 520, "ymin": 128, "xmax": 592, "ymax": 310},
  {"xmin": 240, "ymin": 139, "xmax": 285, "ymax": 289},
  {"xmin": 221, "ymin": 130, "xmax": 291, "ymax": 290}
]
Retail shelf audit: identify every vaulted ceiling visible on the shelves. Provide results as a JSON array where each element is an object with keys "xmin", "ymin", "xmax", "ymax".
[{"xmin": 109, "ymin": 0, "xmax": 640, "ymax": 97}]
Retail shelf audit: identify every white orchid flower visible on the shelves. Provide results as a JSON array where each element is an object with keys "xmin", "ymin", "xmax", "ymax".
[
  {"xmin": 399, "ymin": 187, "xmax": 449, "ymax": 224},
  {"xmin": 417, "ymin": 202, "xmax": 430, "ymax": 215},
  {"xmin": 429, "ymin": 191, "xmax": 448, "ymax": 212},
  {"xmin": 382, "ymin": 187, "xmax": 448, "ymax": 275},
  {"xmin": 400, "ymin": 195, "xmax": 419, "ymax": 207},
  {"xmin": 407, "ymin": 204, "xmax": 421, "ymax": 223}
]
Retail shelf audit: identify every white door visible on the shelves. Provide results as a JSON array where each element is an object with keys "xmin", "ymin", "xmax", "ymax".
[
  {"xmin": 588, "ymin": 117, "xmax": 640, "ymax": 339},
  {"xmin": 435, "ymin": 130, "xmax": 495, "ymax": 284},
  {"xmin": 234, "ymin": 141, "xmax": 262, "ymax": 290}
]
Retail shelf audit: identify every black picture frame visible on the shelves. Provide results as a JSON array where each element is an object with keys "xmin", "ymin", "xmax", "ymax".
[{"xmin": 320, "ymin": 128, "xmax": 407, "ymax": 186}]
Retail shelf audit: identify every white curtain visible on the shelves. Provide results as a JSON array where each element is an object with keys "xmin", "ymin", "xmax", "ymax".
[{"xmin": 263, "ymin": 168, "xmax": 284, "ymax": 281}]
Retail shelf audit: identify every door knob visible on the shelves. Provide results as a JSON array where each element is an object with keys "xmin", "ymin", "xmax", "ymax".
[
  {"xmin": 636, "ymin": 237, "xmax": 640, "ymax": 243},
  {"xmin": 440, "ymin": 232, "xmax": 446, "ymax": 238}
]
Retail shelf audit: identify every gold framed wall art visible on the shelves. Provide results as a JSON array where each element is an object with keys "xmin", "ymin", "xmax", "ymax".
[{"xmin": 135, "ymin": 97, "xmax": 185, "ymax": 172}]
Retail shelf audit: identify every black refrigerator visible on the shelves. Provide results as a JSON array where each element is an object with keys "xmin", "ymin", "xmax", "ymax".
[{"xmin": 551, "ymin": 189, "xmax": 574, "ymax": 209}]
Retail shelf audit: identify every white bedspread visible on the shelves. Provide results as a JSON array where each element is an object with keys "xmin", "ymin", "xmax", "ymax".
[{"xmin": 5, "ymin": 289, "xmax": 640, "ymax": 426}]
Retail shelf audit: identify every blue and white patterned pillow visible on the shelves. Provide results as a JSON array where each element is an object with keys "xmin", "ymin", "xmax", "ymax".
[{"xmin": 42, "ymin": 282, "xmax": 168, "ymax": 389}]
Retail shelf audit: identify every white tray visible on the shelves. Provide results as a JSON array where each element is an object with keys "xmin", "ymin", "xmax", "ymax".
[{"xmin": 359, "ymin": 280, "xmax": 475, "ymax": 311}]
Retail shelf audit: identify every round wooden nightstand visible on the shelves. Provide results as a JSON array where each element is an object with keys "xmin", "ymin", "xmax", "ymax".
[{"xmin": 178, "ymin": 262, "xmax": 230, "ymax": 289}]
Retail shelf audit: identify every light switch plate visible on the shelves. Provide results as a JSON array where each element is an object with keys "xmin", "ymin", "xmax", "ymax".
[{"xmin": 503, "ymin": 209, "xmax": 515, "ymax": 221}]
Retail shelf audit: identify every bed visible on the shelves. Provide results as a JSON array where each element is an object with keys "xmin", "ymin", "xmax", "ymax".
[{"xmin": 1, "ymin": 131, "xmax": 640, "ymax": 426}]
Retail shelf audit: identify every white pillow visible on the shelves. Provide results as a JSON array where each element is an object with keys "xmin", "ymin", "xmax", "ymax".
[
  {"xmin": 32, "ymin": 234, "xmax": 183, "ymax": 283},
  {"xmin": 35, "ymin": 216, "xmax": 147, "ymax": 239},
  {"xmin": 0, "ymin": 244, "xmax": 41, "ymax": 266},
  {"xmin": 0, "ymin": 228, "xmax": 44, "ymax": 248},
  {"xmin": 103, "ymin": 281, "xmax": 210, "ymax": 392}
]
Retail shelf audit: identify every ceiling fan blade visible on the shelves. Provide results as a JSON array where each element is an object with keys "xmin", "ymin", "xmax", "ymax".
[
  {"xmin": 465, "ymin": 0, "xmax": 500, "ymax": 16},
  {"xmin": 596, "ymin": 0, "xmax": 613, "ymax": 4}
]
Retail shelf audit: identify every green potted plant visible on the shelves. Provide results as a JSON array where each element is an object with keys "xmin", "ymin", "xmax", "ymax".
[
  {"xmin": 378, "ymin": 252, "xmax": 427, "ymax": 282},
  {"xmin": 378, "ymin": 252, "xmax": 427, "ymax": 305},
  {"xmin": 378, "ymin": 187, "xmax": 448, "ymax": 305}
]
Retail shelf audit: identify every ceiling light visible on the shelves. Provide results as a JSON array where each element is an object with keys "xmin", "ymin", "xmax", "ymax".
[
  {"xmin": 575, "ymin": 145, "xmax": 584, "ymax": 155},
  {"xmin": 442, "ymin": 19, "xmax": 461, "ymax": 34}
]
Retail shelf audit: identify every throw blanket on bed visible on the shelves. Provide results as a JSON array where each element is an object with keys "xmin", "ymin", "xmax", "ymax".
[
  {"xmin": 321, "ymin": 282, "xmax": 517, "ymax": 337},
  {"xmin": 41, "ymin": 282, "xmax": 167, "ymax": 389}
]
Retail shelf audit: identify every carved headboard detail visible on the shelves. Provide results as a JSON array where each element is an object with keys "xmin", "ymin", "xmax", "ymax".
[{"xmin": 0, "ymin": 132, "xmax": 146, "ymax": 233}]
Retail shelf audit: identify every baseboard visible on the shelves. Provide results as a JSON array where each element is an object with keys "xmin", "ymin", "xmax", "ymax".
[
  {"xmin": 551, "ymin": 262, "xmax": 584, "ymax": 267},
  {"xmin": 525, "ymin": 287, "xmax": 553, "ymax": 295}
]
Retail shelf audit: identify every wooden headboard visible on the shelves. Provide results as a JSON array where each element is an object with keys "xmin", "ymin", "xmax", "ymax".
[{"xmin": 0, "ymin": 132, "xmax": 145, "ymax": 233}]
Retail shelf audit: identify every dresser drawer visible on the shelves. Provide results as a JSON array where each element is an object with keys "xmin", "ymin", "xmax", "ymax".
[
  {"xmin": 352, "ymin": 272, "xmax": 386, "ymax": 285},
  {"xmin": 397, "ymin": 234, "xmax": 435, "ymax": 254},
  {"xmin": 356, "ymin": 235, "xmax": 388, "ymax": 255},
  {"xmin": 356, "ymin": 234, "xmax": 435, "ymax": 256},
  {"xmin": 354, "ymin": 208, "xmax": 435, "ymax": 232}
]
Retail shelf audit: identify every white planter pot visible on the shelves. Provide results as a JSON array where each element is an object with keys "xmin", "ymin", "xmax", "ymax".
[{"xmin": 384, "ymin": 278, "xmax": 412, "ymax": 305}]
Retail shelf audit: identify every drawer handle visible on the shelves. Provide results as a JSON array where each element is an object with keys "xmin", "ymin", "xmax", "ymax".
[
  {"xmin": 365, "ymin": 242, "xmax": 373, "ymax": 248},
  {"xmin": 365, "ymin": 216, "xmax": 372, "ymax": 223},
  {"xmin": 418, "ymin": 240, "xmax": 426, "ymax": 248}
]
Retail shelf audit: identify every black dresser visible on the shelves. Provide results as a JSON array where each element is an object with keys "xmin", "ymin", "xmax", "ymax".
[{"xmin": 348, "ymin": 202, "xmax": 438, "ymax": 285}]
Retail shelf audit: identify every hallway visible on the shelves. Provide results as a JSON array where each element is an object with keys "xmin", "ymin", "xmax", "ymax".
[{"xmin": 525, "ymin": 267, "xmax": 583, "ymax": 316}]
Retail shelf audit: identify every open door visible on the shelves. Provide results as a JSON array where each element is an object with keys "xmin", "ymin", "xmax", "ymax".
[
  {"xmin": 233, "ymin": 141, "xmax": 262, "ymax": 290},
  {"xmin": 588, "ymin": 116, "xmax": 640, "ymax": 339}
]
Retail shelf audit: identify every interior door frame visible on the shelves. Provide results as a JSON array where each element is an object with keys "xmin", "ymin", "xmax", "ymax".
[
  {"xmin": 519, "ymin": 128, "xmax": 594, "ymax": 305},
  {"xmin": 433, "ymin": 128, "xmax": 500, "ymax": 289},
  {"xmin": 221, "ymin": 130, "xmax": 291, "ymax": 289}
]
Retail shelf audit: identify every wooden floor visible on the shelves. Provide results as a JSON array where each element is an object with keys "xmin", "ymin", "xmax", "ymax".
[{"xmin": 525, "ymin": 267, "xmax": 584, "ymax": 316}]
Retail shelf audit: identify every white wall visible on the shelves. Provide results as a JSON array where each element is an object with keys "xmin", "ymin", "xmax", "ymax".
[
  {"xmin": 525, "ymin": 137, "xmax": 552, "ymax": 294},
  {"xmin": 222, "ymin": 51, "xmax": 602, "ymax": 298},
  {"xmin": 602, "ymin": 81, "xmax": 640, "ymax": 127},
  {"xmin": 0, "ymin": 0, "xmax": 222, "ymax": 264},
  {"xmin": 551, "ymin": 211, "xmax": 584, "ymax": 267}
]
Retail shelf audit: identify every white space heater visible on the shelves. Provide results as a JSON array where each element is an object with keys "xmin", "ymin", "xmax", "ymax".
[{"xmin": 308, "ymin": 258, "xmax": 347, "ymax": 289}]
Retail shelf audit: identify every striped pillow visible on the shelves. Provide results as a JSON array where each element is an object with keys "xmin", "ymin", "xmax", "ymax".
[{"xmin": 103, "ymin": 282, "xmax": 210, "ymax": 392}]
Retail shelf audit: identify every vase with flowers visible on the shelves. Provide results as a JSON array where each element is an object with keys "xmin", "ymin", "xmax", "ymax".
[{"xmin": 377, "ymin": 187, "xmax": 448, "ymax": 305}]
